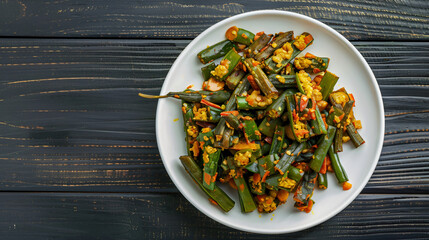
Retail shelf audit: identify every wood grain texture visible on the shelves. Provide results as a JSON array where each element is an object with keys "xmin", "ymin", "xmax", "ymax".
[
  {"xmin": 0, "ymin": 0, "xmax": 428, "ymax": 40},
  {"xmin": 0, "ymin": 39, "xmax": 428, "ymax": 193},
  {"xmin": 0, "ymin": 192, "xmax": 428, "ymax": 239}
]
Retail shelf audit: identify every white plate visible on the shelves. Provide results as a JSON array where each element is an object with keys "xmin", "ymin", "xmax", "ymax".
[{"xmin": 156, "ymin": 10, "xmax": 384, "ymax": 234}]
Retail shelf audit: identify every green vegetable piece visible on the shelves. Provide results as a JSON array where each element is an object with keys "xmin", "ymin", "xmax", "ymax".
[
  {"xmin": 275, "ymin": 141, "xmax": 307, "ymax": 174},
  {"xmin": 225, "ymin": 68, "xmax": 246, "ymax": 90},
  {"xmin": 264, "ymin": 32, "xmax": 314, "ymax": 74},
  {"xmin": 269, "ymin": 125, "xmax": 285, "ymax": 155},
  {"xmin": 226, "ymin": 26, "xmax": 255, "ymax": 46},
  {"xmin": 202, "ymin": 147, "xmax": 221, "ymax": 190},
  {"xmin": 268, "ymin": 74, "xmax": 297, "ymax": 89},
  {"xmin": 328, "ymin": 145, "xmax": 349, "ymax": 183},
  {"xmin": 246, "ymin": 33, "xmax": 272, "ymax": 58},
  {"xmin": 258, "ymin": 117, "xmax": 282, "ymax": 137},
  {"xmin": 309, "ymin": 100, "xmax": 327, "ymax": 135},
  {"xmin": 236, "ymin": 96, "xmax": 268, "ymax": 110},
  {"xmin": 226, "ymin": 157, "xmax": 257, "ymax": 213},
  {"xmin": 346, "ymin": 123, "xmax": 365, "ymax": 148},
  {"xmin": 180, "ymin": 156, "xmax": 235, "ymax": 212},
  {"xmin": 318, "ymin": 173, "xmax": 328, "ymax": 189},
  {"xmin": 255, "ymin": 31, "xmax": 294, "ymax": 62},
  {"xmin": 242, "ymin": 118, "xmax": 262, "ymax": 142},
  {"xmin": 310, "ymin": 125, "xmax": 336, "ymax": 172},
  {"xmin": 197, "ymin": 40, "xmax": 235, "ymax": 64},
  {"xmin": 243, "ymin": 58, "xmax": 279, "ymax": 98},
  {"xmin": 265, "ymin": 88, "xmax": 290, "ymax": 118},
  {"xmin": 212, "ymin": 49, "xmax": 242, "ymax": 82},
  {"xmin": 201, "ymin": 62, "xmax": 216, "ymax": 81},
  {"xmin": 294, "ymin": 55, "xmax": 329, "ymax": 74},
  {"xmin": 320, "ymin": 71, "xmax": 339, "ymax": 101},
  {"xmin": 294, "ymin": 170, "xmax": 317, "ymax": 205}
]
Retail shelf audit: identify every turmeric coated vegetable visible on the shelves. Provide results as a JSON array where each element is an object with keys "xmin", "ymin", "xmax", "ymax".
[{"xmin": 140, "ymin": 26, "xmax": 364, "ymax": 215}]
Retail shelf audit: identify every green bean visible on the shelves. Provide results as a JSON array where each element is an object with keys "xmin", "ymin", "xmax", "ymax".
[
  {"xmin": 213, "ymin": 79, "xmax": 250, "ymax": 145},
  {"xmin": 220, "ymin": 127, "xmax": 235, "ymax": 148},
  {"xmin": 293, "ymin": 170, "xmax": 317, "ymax": 205},
  {"xmin": 310, "ymin": 104, "xmax": 327, "ymax": 135},
  {"xmin": 257, "ymin": 154, "xmax": 277, "ymax": 177},
  {"xmin": 221, "ymin": 113, "xmax": 241, "ymax": 130},
  {"xmin": 182, "ymin": 102, "xmax": 197, "ymax": 157},
  {"xmin": 265, "ymin": 88, "xmax": 290, "ymax": 118},
  {"xmin": 334, "ymin": 100, "xmax": 354, "ymax": 152},
  {"xmin": 265, "ymin": 166, "xmax": 303, "ymax": 192}
]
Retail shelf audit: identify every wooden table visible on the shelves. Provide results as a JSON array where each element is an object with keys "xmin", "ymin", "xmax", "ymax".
[{"xmin": 0, "ymin": 1, "xmax": 428, "ymax": 239}]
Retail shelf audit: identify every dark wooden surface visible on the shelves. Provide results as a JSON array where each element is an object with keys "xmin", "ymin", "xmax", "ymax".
[{"xmin": 0, "ymin": 0, "xmax": 428, "ymax": 239}]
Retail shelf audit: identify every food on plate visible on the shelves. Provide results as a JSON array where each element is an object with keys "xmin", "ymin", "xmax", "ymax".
[{"xmin": 140, "ymin": 26, "xmax": 364, "ymax": 214}]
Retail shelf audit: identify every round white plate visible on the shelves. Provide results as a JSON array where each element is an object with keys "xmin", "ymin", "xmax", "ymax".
[{"xmin": 156, "ymin": 10, "xmax": 384, "ymax": 234}]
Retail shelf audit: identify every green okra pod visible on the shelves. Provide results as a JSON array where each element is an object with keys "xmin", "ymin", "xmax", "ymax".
[
  {"xmin": 241, "ymin": 118, "xmax": 262, "ymax": 142},
  {"xmin": 269, "ymin": 125, "xmax": 285, "ymax": 155},
  {"xmin": 202, "ymin": 146, "xmax": 221, "ymax": 190},
  {"xmin": 246, "ymin": 33, "xmax": 272, "ymax": 58},
  {"xmin": 243, "ymin": 58, "xmax": 279, "ymax": 98},
  {"xmin": 310, "ymin": 125, "xmax": 336, "ymax": 172},
  {"xmin": 268, "ymin": 74, "xmax": 297, "ymax": 89},
  {"xmin": 226, "ymin": 26, "xmax": 255, "ymax": 46},
  {"xmin": 328, "ymin": 145, "xmax": 349, "ymax": 183},
  {"xmin": 320, "ymin": 71, "xmax": 339, "ymax": 101},
  {"xmin": 258, "ymin": 117, "xmax": 282, "ymax": 137},
  {"xmin": 197, "ymin": 40, "xmax": 235, "ymax": 64},
  {"xmin": 255, "ymin": 31, "xmax": 294, "ymax": 62},
  {"xmin": 294, "ymin": 54, "xmax": 329, "ymax": 74},
  {"xmin": 265, "ymin": 32, "xmax": 314, "ymax": 74},
  {"xmin": 226, "ymin": 157, "xmax": 257, "ymax": 213},
  {"xmin": 225, "ymin": 68, "xmax": 246, "ymax": 90},
  {"xmin": 201, "ymin": 62, "xmax": 216, "ymax": 81},
  {"xmin": 346, "ymin": 123, "xmax": 365, "ymax": 148},
  {"xmin": 211, "ymin": 49, "xmax": 242, "ymax": 82},
  {"xmin": 180, "ymin": 156, "xmax": 235, "ymax": 212}
]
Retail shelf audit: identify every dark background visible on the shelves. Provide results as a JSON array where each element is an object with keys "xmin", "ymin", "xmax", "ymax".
[{"xmin": 0, "ymin": 0, "xmax": 428, "ymax": 239}]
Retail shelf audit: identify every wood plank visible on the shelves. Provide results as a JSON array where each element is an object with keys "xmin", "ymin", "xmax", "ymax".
[
  {"xmin": 0, "ymin": 39, "xmax": 428, "ymax": 193},
  {"xmin": 0, "ymin": 192, "xmax": 427, "ymax": 239},
  {"xmin": 0, "ymin": 0, "xmax": 428, "ymax": 40}
]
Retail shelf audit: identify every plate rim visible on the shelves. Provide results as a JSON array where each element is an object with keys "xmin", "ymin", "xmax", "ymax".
[{"xmin": 156, "ymin": 9, "xmax": 385, "ymax": 234}]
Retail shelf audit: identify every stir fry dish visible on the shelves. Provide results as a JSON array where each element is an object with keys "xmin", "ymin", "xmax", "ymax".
[{"xmin": 140, "ymin": 26, "xmax": 365, "ymax": 214}]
